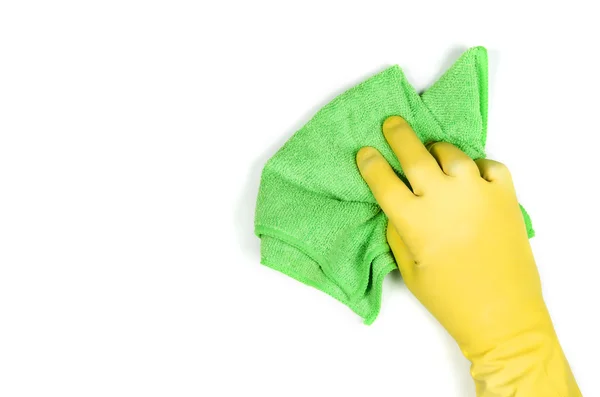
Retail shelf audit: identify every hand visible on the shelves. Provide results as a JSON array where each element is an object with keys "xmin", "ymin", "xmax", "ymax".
[{"xmin": 356, "ymin": 116, "xmax": 580, "ymax": 396}]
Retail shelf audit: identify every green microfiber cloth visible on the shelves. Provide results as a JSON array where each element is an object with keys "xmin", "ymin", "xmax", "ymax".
[{"xmin": 255, "ymin": 47, "xmax": 534, "ymax": 324}]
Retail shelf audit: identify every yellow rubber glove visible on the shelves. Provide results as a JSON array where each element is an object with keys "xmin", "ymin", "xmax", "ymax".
[{"xmin": 356, "ymin": 116, "xmax": 581, "ymax": 397}]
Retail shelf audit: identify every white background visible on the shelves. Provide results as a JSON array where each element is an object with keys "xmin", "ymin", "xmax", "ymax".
[{"xmin": 1, "ymin": 1, "xmax": 598, "ymax": 396}]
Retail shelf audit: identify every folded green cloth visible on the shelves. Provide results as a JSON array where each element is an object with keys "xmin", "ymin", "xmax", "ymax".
[{"xmin": 255, "ymin": 47, "xmax": 534, "ymax": 324}]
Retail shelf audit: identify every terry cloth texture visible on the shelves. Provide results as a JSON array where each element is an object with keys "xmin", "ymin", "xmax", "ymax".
[{"xmin": 255, "ymin": 47, "xmax": 534, "ymax": 325}]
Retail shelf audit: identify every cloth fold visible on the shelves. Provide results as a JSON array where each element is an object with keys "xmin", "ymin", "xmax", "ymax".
[{"xmin": 255, "ymin": 47, "xmax": 534, "ymax": 324}]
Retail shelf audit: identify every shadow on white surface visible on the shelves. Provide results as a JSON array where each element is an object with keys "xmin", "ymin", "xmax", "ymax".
[{"xmin": 386, "ymin": 269, "xmax": 475, "ymax": 396}]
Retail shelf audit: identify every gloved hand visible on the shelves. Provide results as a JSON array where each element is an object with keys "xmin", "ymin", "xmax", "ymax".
[{"xmin": 356, "ymin": 116, "xmax": 581, "ymax": 397}]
